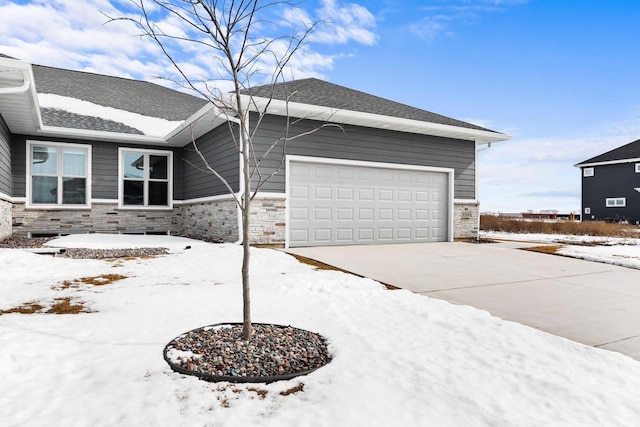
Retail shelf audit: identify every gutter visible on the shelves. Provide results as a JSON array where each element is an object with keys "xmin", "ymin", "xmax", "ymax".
[{"xmin": 0, "ymin": 69, "xmax": 30, "ymax": 94}]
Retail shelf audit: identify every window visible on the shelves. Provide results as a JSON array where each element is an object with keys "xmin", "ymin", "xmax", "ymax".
[
  {"xmin": 27, "ymin": 141, "xmax": 91, "ymax": 207},
  {"xmin": 119, "ymin": 148, "xmax": 172, "ymax": 208},
  {"xmin": 635, "ymin": 163, "xmax": 640, "ymax": 173},
  {"xmin": 583, "ymin": 167, "xmax": 594, "ymax": 177},
  {"xmin": 606, "ymin": 197, "xmax": 626, "ymax": 208}
]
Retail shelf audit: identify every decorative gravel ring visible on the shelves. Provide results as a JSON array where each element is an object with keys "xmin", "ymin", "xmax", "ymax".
[{"xmin": 163, "ymin": 323, "xmax": 332, "ymax": 383}]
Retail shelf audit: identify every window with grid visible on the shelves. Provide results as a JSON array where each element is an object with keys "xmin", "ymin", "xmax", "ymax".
[
  {"xmin": 28, "ymin": 141, "xmax": 90, "ymax": 207},
  {"xmin": 119, "ymin": 148, "xmax": 172, "ymax": 208}
]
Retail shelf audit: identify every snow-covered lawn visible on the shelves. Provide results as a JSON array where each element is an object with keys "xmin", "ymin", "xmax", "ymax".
[
  {"xmin": 482, "ymin": 230, "xmax": 640, "ymax": 269},
  {"xmin": 2, "ymin": 234, "xmax": 640, "ymax": 426}
]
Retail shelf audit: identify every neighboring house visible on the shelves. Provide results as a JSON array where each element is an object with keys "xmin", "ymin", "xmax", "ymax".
[
  {"xmin": 575, "ymin": 138, "xmax": 640, "ymax": 224},
  {"xmin": 0, "ymin": 55, "xmax": 509, "ymax": 247}
]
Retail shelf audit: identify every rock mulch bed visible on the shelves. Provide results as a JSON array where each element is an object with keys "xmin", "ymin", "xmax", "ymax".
[
  {"xmin": 165, "ymin": 324, "xmax": 332, "ymax": 383},
  {"xmin": 0, "ymin": 236, "xmax": 168, "ymax": 259}
]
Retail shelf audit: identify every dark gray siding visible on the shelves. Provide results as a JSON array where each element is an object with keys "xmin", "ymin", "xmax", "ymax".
[
  {"xmin": 10, "ymin": 137, "xmax": 25, "ymax": 197},
  {"xmin": 251, "ymin": 114, "xmax": 476, "ymax": 199},
  {"xmin": 181, "ymin": 122, "xmax": 240, "ymax": 199},
  {"xmin": 582, "ymin": 163, "xmax": 640, "ymax": 224},
  {"xmin": 11, "ymin": 135, "xmax": 183, "ymax": 200},
  {"xmin": 0, "ymin": 115, "xmax": 11, "ymax": 196}
]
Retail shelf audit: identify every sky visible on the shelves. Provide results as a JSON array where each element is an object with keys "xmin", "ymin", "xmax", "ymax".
[{"xmin": 1, "ymin": 0, "xmax": 640, "ymax": 213}]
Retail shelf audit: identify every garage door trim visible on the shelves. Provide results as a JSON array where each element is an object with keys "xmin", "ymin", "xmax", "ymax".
[{"xmin": 285, "ymin": 155, "xmax": 455, "ymax": 248}]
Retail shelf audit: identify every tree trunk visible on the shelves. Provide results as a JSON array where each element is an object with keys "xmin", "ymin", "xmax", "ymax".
[{"xmin": 241, "ymin": 119, "xmax": 253, "ymax": 341}]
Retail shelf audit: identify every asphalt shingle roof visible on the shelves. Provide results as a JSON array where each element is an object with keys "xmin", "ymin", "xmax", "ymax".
[
  {"xmin": 242, "ymin": 78, "xmax": 493, "ymax": 132},
  {"xmin": 576, "ymin": 138, "xmax": 640, "ymax": 165},
  {"xmin": 32, "ymin": 65, "xmax": 207, "ymax": 125},
  {"xmin": 40, "ymin": 108, "xmax": 143, "ymax": 134}
]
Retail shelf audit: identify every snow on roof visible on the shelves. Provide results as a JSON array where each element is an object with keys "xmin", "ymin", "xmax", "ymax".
[{"xmin": 38, "ymin": 93, "xmax": 183, "ymax": 137}]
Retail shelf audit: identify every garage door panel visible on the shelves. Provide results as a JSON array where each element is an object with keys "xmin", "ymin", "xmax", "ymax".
[
  {"xmin": 314, "ymin": 186, "xmax": 332, "ymax": 199},
  {"xmin": 337, "ymin": 187, "xmax": 354, "ymax": 200},
  {"xmin": 378, "ymin": 228, "xmax": 393, "ymax": 240},
  {"xmin": 314, "ymin": 229, "xmax": 332, "ymax": 242},
  {"xmin": 336, "ymin": 228, "xmax": 354, "ymax": 242},
  {"xmin": 358, "ymin": 208, "xmax": 374, "ymax": 220},
  {"xmin": 397, "ymin": 190, "xmax": 411, "ymax": 202},
  {"xmin": 379, "ymin": 189, "xmax": 393, "ymax": 201},
  {"xmin": 358, "ymin": 228, "xmax": 374, "ymax": 241},
  {"xmin": 416, "ymin": 209, "xmax": 429, "ymax": 220},
  {"xmin": 397, "ymin": 228, "xmax": 412, "ymax": 239},
  {"xmin": 359, "ymin": 188, "xmax": 374, "ymax": 201},
  {"xmin": 314, "ymin": 207, "xmax": 332, "ymax": 221},
  {"xmin": 288, "ymin": 160, "xmax": 449, "ymax": 247},
  {"xmin": 290, "ymin": 185, "xmax": 308, "ymax": 199},
  {"xmin": 397, "ymin": 209, "xmax": 412, "ymax": 221},
  {"xmin": 336, "ymin": 208, "xmax": 354, "ymax": 220},
  {"xmin": 415, "ymin": 228, "xmax": 429, "ymax": 239},
  {"xmin": 378, "ymin": 208, "xmax": 393, "ymax": 221},
  {"xmin": 290, "ymin": 207, "xmax": 309, "ymax": 220},
  {"xmin": 290, "ymin": 229, "xmax": 309, "ymax": 243}
]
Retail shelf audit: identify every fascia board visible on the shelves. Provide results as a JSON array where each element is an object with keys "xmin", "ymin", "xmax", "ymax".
[
  {"xmin": 37, "ymin": 126, "xmax": 167, "ymax": 145},
  {"xmin": 165, "ymin": 102, "xmax": 238, "ymax": 146},
  {"xmin": 574, "ymin": 158, "xmax": 640, "ymax": 168},
  {"xmin": 241, "ymin": 95, "xmax": 511, "ymax": 143}
]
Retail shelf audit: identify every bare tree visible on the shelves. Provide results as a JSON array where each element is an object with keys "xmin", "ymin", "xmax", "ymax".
[{"xmin": 109, "ymin": 0, "xmax": 335, "ymax": 340}]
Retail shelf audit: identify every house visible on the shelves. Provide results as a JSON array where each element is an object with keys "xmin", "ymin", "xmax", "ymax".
[
  {"xmin": 0, "ymin": 55, "xmax": 510, "ymax": 247},
  {"xmin": 575, "ymin": 138, "xmax": 640, "ymax": 224}
]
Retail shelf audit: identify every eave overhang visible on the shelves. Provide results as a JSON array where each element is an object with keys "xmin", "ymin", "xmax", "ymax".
[
  {"xmin": 242, "ymin": 95, "xmax": 511, "ymax": 144},
  {"xmin": 574, "ymin": 157, "xmax": 640, "ymax": 168}
]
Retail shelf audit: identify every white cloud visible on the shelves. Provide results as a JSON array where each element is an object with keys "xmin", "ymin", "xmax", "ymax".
[
  {"xmin": 0, "ymin": 0, "xmax": 375, "ymax": 92},
  {"xmin": 410, "ymin": 0, "xmax": 526, "ymax": 41},
  {"xmin": 284, "ymin": 0, "xmax": 377, "ymax": 45}
]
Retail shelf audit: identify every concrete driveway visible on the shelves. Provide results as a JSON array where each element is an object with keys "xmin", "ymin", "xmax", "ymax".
[{"xmin": 286, "ymin": 241, "xmax": 640, "ymax": 361}]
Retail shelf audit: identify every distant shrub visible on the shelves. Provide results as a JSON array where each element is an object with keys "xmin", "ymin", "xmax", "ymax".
[{"xmin": 480, "ymin": 215, "xmax": 637, "ymax": 238}]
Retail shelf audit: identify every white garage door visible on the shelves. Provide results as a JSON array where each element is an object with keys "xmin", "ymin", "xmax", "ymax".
[{"xmin": 287, "ymin": 158, "xmax": 451, "ymax": 247}]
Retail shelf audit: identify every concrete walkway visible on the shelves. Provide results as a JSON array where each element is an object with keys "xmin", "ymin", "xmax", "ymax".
[{"xmin": 286, "ymin": 241, "xmax": 640, "ymax": 361}]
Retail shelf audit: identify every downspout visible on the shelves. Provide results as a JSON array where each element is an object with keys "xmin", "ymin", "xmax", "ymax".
[{"xmin": 475, "ymin": 142, "xmax": 493, "ymax": 240}]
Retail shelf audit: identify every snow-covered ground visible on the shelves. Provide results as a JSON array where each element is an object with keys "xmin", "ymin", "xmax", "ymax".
[
  {"xmin": 2, "ymin": 234, "xmax": 640, "ymax": 426},
  {"xmin": 481, "ymin": 230, "xmax": 640, "ymax": 270}
]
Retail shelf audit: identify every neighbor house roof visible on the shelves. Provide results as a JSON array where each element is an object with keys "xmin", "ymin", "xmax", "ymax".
[{"xmin": 575, "ymin": 138, "xmax": 640, "ymax": 167}]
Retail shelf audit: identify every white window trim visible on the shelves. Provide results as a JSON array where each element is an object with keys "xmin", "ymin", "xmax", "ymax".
[
  {"xmin": 118, "ymin": 147, "xmax": 173, "ymax": 210},
  {"xmin": 25, "ymin": 140, "xmax": 92, "ymax": 209},
  {"xmin": 606, "ymin": 197, "xmax": 626, "ymax": 208},
  {"xmin": 635, "ymin": 163, "xmax": 640, "ymax": 173},
  {"xmin": 583, "ymin": 167, "xmax": 594, "ymax": 177}
]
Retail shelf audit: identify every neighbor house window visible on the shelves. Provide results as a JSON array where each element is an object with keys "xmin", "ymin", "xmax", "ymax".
[
  {"xmin": 583, "ymin": 167, "xmax": 594, "ymax": 177},
  {"xmin": 635, "ymin": 163, "xmax": 640, "ymax": 173},
  {"xmin": 27, "ymin": 141, "xmax": 91, "ymax": 207},
  {"xmin": 606, "ymin": 197, "xmax": 626, "ymax": 208},
  {"xmin": 118, "ymin": 148, "xmax": 172, "ymax": 208}
]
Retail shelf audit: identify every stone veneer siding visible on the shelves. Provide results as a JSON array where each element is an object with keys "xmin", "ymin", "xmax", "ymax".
[
  {"xmin": 176, "ymin": 196, "xmax": 285, "ymax": 244},
  {"xmin": 0, "ymin": 199, "xmax": 11, "ymax": 240},
  {"xmin": 11, "ymin": 203, "xmax": 178, "ymax": 236},
  {"xmin": 248, "ymin": 197, "xmax": 286, "ymax": 244},
  {"xmin": 176, "ymin": 199, "xmax": 239, "ymax": 242},
  {"xmin": 453, "ymin": 202, "xmax": 480, "ymax": 239}
]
